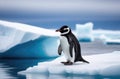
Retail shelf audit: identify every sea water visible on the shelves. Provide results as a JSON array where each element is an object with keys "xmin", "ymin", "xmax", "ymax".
[{"xmin": 0, "ymin": 58, "xmax": 54, "ymax": 79}]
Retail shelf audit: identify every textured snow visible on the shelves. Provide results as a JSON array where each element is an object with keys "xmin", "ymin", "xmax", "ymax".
[{"xmin": 19, "ymin": 51, "xmax": 120, "ymax": 76}]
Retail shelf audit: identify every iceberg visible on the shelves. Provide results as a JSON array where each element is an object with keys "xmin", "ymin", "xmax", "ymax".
[
  {"xmin": 105, "ymin": 39, "xmax": 120, "ymax": 45},
  {"xmin": 93, "ymin": 30, "xmax": 120, "ymax": 40},
  {"xmin": 19, "ymin": 51, "xmax": 120, "ymax": 76},
  {"xmin": 0, "ymin": 36, "xmax": 59, "ymax": 58},
  {"xmin": 0, "ymin": 20, "xmax": 59, "ymax": 58},
  {"xmin": 76, "ymin": 22, "xmax": 94, "ymax": 42},
  {"xmin": 93, "ymin": 30, "xmax": 120, "ymax": 44},
  {"xmin": 75, "ymin": 23, "xmax": 120, "ymax": 44}
]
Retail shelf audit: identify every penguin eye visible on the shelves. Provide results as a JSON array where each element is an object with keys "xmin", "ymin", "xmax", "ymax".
[
  {"xmin": 63, "ymin": 28, "xmax": 66, "ymax": 30},
  {"xmin": 64, "ymin": 28, "xmax": 69, "ymax": 30}
]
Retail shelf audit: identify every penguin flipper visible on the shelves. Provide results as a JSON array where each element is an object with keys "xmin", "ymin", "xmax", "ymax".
[
  {"xmin": 69, "ymin": 42, "xmax": 74, "ymax": 57},
  {"xmin": 58, "ymin": 44, "xmax": 62, "ymax": 55},
  {"xmin": 67, "ymin": 36, "xmax": 74, "ymax": 58}
]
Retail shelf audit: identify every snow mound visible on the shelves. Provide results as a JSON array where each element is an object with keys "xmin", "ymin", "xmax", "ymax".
[{"xmin": 19, "ymin": 51, "xmax": 120, "ymax": 76}]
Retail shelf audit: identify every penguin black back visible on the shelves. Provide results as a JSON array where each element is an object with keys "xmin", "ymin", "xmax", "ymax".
[{"xmin": 66, "ymin": 30, "xmax": 89, "ymax": 63}]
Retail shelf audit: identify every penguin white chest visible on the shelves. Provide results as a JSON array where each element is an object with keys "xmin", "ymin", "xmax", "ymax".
[
  {"xmin": 60, "ymin": 36, "xmax": 75, "ymax": 62},
  {"xmin": 60, "ymin": 36, "xmax": 69, "ymax": 52}
]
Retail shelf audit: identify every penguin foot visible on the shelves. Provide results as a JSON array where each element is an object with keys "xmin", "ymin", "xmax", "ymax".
[
  {"xmin": 61, "ymin": 61, "xmax": 73, "ymax": 65},
  {"xmin": 82, "ymin": 60, "xmax": 89, "ymax": 64},
  {"xmin": 64, "ymin": 62, "xmax": 73, "ymax": 65},
  {"xmin": 61, "ymin": 61, "xmax": 67, "ymax": 64}
]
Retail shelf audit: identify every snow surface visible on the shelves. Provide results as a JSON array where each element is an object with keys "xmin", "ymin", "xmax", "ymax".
[{"xmin": 19, "ymin": 51, "xmax": 120, "ymax": 76}]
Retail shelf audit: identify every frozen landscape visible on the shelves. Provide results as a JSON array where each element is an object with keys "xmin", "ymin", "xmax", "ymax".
[
  {"xmin": 0, "ymin": 20, "xmax": 120, "ymax": 58},
  {"xmin": 0, "ymin": 20, "xmax": 120, "ymax": 79},
  {"xmin": 0, "ymin": 0, "xmax": 120, "ymax": 79}
]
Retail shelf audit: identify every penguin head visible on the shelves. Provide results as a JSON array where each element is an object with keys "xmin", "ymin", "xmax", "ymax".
[{"xmin": 56, "ymin": 25, "xmax": 71, "ymax": 35}]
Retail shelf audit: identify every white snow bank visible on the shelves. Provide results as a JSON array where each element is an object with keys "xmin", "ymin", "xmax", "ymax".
[{"xmin": 19, "ymin": 51, "xmax": 120, "ymax": 76}]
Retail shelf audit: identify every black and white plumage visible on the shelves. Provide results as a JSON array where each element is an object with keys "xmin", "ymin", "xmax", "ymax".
[{"xmin": 56, "ymin": 25, "xmax": 89, "ymax": 65}]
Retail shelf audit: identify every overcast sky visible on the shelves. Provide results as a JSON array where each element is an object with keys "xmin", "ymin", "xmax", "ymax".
[
  {"xmin": 0, "ymin": 0, "xmax": 120, "ymax": 30},
  {"xmin": 0, "ymin": 0, "xmax": 120, "ymax": 15}
]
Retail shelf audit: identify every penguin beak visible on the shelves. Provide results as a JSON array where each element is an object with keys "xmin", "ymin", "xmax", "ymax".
[{"xmin": 56, "ymin": 29, "xmax": 60, "ymax": 32}]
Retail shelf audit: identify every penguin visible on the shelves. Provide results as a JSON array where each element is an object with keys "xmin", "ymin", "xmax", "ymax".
[{"xmin": 56, "ymin": 25, "xmax": 89, "ymax": 65}]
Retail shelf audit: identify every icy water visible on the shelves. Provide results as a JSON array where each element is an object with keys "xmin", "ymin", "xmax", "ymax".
[
  {"xmin": 0, "ymin": 58, "xmax": 54, "ymax": 79},
  {"xmin": 0, "ymin": 40, "xmax": 120, "ymax": 79}
]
